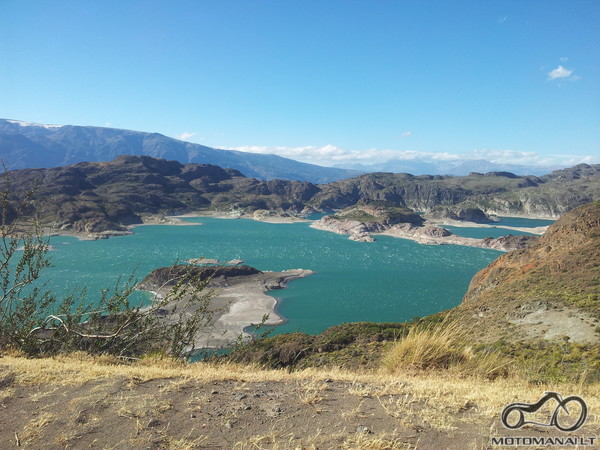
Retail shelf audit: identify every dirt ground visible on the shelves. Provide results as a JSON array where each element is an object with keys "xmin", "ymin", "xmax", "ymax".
[{"xmin": 0, "ymin": 355, "xmax": 598, "ymax": 449}]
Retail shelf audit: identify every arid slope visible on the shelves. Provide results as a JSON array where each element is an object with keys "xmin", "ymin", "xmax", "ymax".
[{"xmin": 453, "ymin": 201, "xmax": 600, "ymax": 344}]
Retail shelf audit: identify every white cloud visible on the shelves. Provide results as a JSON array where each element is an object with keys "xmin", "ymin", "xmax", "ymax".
[
  {"xmin": 177, "ymin": 132, "xmax": 198, "ymax": 141},
  {"xmin": 221, "ymin": 144, "xmax": 598, "ymax": 168},
  {"xmin": 399, "ymin": 131, "xmax": 413, "ymax": 138},
  {"xmin": 548, "ymin": 65, "xmax": 573, "ymax": 80},
  {"xmin": 229, "ymin": 144, "xmax": 368, "ymax": 164},
  {"xmin": 224, "ymin": 145, "xmax": 477, "ymax": 166},
  {"xmin": 469, "ymin": 149, "xmax": 545, "ymax": 165},
  {"xmin": 497, "ymin": 16, "xmax": 508, "ymax": 24}
]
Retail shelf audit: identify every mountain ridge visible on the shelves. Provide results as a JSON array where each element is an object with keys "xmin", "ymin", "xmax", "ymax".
[
  {"xmin": 3, "ymin": 155, "xmax": 599, "ymax": 238},
  {"xmin": 0, "ymin": 119, "xmax": 360, "ymax": 184},
  {"xmin": 1, "ymin": 118, "xmax": 587, "ymax": 181},
  {"xmin": 334, "ymin": 157, "xmax": 561, "ymax": 177}
]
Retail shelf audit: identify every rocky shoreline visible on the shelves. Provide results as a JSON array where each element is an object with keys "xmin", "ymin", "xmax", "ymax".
[
  {"xmin": 173, "ymin": 209, "xmax": 310, "ymax": 224},
  {"xmin": 46, "ymin": 209, "xmax": 306, "ymax": 240},
  {"xmin": 311, "ymin": 214, "xmax": 542, "ymax": 251},
  {"xmin": 48, "ymin": 208, "xmax": 547, "ymax": 252}
]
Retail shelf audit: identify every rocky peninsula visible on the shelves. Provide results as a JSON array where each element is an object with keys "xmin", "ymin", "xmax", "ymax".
[
  {"xmin": 311, "ymin": 205, "xmax": 539, "ymax": 251},
  {"xmin": 137, "ymin": 264, "xmax": 314, "ymax": 349},
  {"xmin": 310, "ymin": 205, "xmax": 423, "ymax": 242}
]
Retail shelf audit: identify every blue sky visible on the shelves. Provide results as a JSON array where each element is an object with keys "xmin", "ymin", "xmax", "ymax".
[{"xmin": 1, "ymin": 0, "xmax": 599, "ymax": 168}]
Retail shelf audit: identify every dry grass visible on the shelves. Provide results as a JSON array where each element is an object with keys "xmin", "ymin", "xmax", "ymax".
[
  {"xmin": 340, "ymin": 399, "xmax": 367, "ymax": 420},
  {"xmin": 297, "ymin": 379, "xmax": 328, "ymax": 405},
  {"xmin": 20, "ymin": 411, "xmax": 54, "ymax": 444},
  {"xmin": 154, "ymin": 430, "xmax": 208, "ymax": 449},
  {"xmin": 380, "ymin": 320, "xmax": 512, "ymax": 379},
  {"xmin": 347, "ymin": 380, "xmax": 387, "ymax": 397},
  {"xmin": 2, "ymin": 350, "xmax": 599, "ymax": 417},
  {"xmin": 233, "ymin": 430, "xmax": 413, "ymax": 449},
  {"xmin": 341, "ymin": 431, "xmax": 415, "ymax": 449},
  {"xmin": 233, "ymin": 429, "xmax": 300, "ymax": 449}
]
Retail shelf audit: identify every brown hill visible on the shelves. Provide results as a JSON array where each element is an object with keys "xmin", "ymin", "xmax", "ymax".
[
  {"xmin": 2, "ymin": 155, "xmax": 317, "ymax": 235},
  {"xmin": 454, "ymin": 200, "xmax": 600, "ymax": 344}
]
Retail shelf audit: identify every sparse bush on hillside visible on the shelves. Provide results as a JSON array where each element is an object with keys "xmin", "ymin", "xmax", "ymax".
[
  {"xmin": 0, "ymin": 176, "xmax": 214, "ymax": 358},
  {"xmin": 224, "ymin": 322, "xmax": 410, "ymax": 370},
  {"xmin": 482, "ymin": 339, "xmax": 600, "ymax": 384}
]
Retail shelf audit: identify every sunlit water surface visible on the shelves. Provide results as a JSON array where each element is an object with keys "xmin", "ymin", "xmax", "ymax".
[{"xmin": 44, "ymin": 216, "xmax": 551, "ymax": 335}]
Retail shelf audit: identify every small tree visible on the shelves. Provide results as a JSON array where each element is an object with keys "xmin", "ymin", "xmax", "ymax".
[{"xmin": 0, "ymin": 173, "xmax": 215, "ymax": 358}]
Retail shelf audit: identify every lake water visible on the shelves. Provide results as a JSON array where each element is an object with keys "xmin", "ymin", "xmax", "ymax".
[{"xmin": 43, "ymin": 217, "xmax": 550, "ymax": 336}]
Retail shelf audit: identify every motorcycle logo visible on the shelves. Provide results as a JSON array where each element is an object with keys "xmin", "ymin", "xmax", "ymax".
[{"xmin": 501, "ymin": 392, "xmax": 587, "ymax": 432}]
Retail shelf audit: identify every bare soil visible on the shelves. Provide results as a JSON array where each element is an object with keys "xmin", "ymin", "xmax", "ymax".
[{"xmin": 1, "ymin": 358, "xmax": 598, "ymax": 449}]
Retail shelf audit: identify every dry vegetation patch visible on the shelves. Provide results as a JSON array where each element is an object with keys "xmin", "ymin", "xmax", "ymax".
[{"xmin": 381, "ymin": 320, "xmax": 513, "ymax": 380}]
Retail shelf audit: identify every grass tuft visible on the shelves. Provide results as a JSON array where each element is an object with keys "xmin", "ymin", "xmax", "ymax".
[{"xmin": 381, "ymin": 320, "xmax": 512, "ymax": 379}]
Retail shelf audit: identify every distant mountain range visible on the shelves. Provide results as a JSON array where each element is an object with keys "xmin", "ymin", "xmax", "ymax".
[
  {"xmin": 1, "ymin": 118, "xmax": 574, "ymax": 182},
  {"xmin": 334, "ymin": 159, "xmax": 560, "ymax": 177},
  {"xmin": 0, "ymin": 119, "xmax": 359, "ymax": 184}
]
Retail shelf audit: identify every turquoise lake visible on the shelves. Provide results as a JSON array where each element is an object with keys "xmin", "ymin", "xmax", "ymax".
[{"xmin": 43, "ymin": 217, "xmax": 550, "ymax": 336}]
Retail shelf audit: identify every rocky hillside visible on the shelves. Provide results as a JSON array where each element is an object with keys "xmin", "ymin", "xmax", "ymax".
[
  {"xmin": 424, "ymin": 204, "xmax": 498, "ymax": 223},
  {"xmin": 453, "ymin": 200, "xmax": 600, "ymax": 344},
  {"xmin": 310, "ymin": 164, "xmax": 600, "ymax": 218},
  {"xmin": 2, "ymin": 155, "xmax": 318, "ymax": 235},
  {"xmin": 3, "ymin": 155, "xmax": 599, "ymax": 236}
]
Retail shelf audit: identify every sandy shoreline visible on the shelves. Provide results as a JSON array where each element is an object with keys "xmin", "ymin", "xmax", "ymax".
[
  {"xmin": 425, "ymin": 218, "xmax": 549, "ymax": 235},
  {"xmin": 172, "ymin": 210, "xmax": 310, "ymax": 224},
  {"xmin": 376, "ymin": 228, "xmax": 483, "ymax": 247},
  {"xmin": 143, "ymin": 268, "xmax": 314, "ymax": 349},
  {"xmin": 205, "ymin": 269, "xmax": 314, "ymax": 347}
]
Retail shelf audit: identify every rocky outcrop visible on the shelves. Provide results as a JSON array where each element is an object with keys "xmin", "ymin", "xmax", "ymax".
[
  {"xmin": 312, "ymin": 205, "xmax": 539, "ymax": 251},
  {"xmin": 251, "ymin": 209, "xmax": 306, "ymax": 222},
  {"xmin": 424, "ymin": 205, "xmax": 499, "ymax": 223},
  {"xmin": 480, "ymin": 234, "xmax": 538, "ymax": 251},
  {"xmin": 383, "ymin": 223, "xmax": 453, "ymax": 243},
  {"xmin": 310, "ymin": 205, "xmax": 423, "ymax": 242},
  {"xmin": 379, "ymin": 223, "xmax": 533, "ymax": 250},
  {"xmin": 310, "ymin": 215, "xmax": 377, "ymax": 241}
]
